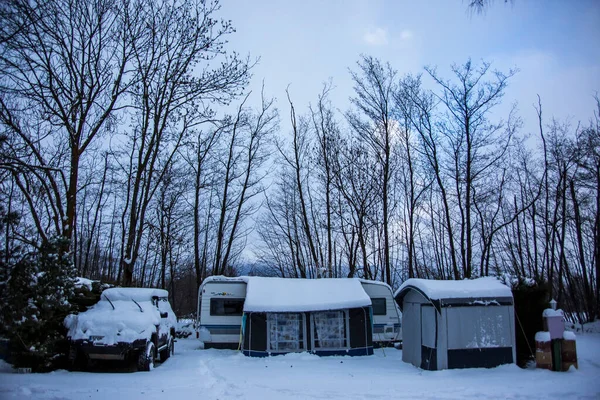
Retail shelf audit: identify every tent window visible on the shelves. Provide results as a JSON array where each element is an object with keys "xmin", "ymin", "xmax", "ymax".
[
  {"xmin": 268, "ymin": 313, "xmax": 305, "ymax": 352},
  {"xmin": 210, "ymin": 298, "xmax": 244, "ymax": 316},
  {"xmin": 371, "ymin": 298, "xmax": 387, "ymax": 316},
  {"xmin": 312, "ymin": 310, "xmax": 348, "ymax": 349},
  {"xmin": 446, "ymin": 306, "xmax": 511, "ymax": 349}
]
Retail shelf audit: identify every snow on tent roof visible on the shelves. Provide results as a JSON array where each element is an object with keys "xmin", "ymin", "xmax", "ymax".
[
  {"xmin": 243, "ymin": 277, "xmax": 371, "ymax": 312},
  {"xmin": 102, "ymin": 287, "xmax": 169, "ymax": 302},
  {"xmin": 394, "ymin": 277, "xmax": 512, "ymax": 301}
]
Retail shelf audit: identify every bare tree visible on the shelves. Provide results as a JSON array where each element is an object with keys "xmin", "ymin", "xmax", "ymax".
[
  {"xmin": 333, "ymin": 139, "xmax": 381, "ymax": 279},
  {"xmin": 118, "ymin": 0, "xmax": 251, "ymax": 286},
  {"xmin": 576, "ymin": 98, "xmax": 600, "ymax": 318},
  {"xmin": 395, "ymin": 75, "xmax": 433, "ymax": 278},
  {"xmin": 0, "ymin": 0, "xmax": 135, "ymax": 253},
  {"xmin": 309, "ymin": 82, "xmax": 341, "ymax": 278},
  {"xmin": 182, "ymin": 124, "xmax": 223, "ymax": 288},
  {"xmin": 425, "ymin": 60, "xmax": 516, "ymax": 278},
  {"xmin": 212, "ymin": 89, "xmax": 277, "ymax": 276},
  {"xmin": 346, "ymin": 55, "xmax": 398, "ymax": 285},
  {"xmin": 401, "ymin": 75, "xmax": 461, "ymax": 279},
  {"xmin": 275, "ymin": 90, "xmax": 323, "ymax": 276}
]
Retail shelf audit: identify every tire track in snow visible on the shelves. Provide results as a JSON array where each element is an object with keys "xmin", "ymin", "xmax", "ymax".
[{"xmin": 198, "ymin": 356, "xmax": 246, "ymax": 399}]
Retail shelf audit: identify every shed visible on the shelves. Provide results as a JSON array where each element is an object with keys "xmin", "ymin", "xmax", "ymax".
[
  {"xmin": 241, "ymin": 277, "xmax": 374, "ymax": 357},
  {"xmin": 394, "ymin": 277, "xmax": 516, "ymax": 370}
]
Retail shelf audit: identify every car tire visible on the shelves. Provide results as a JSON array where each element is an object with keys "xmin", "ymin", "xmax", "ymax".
[
  {"xmin": 137, "ymin": 342, "xmax": 155, "ymax": 372},
  {"xmin": 160, "ymin": 337, "xmax": 174, "ymax": 362},
  {"xmin": 67, "ymin": 346, "xmax": 85, "ymax": 371}
]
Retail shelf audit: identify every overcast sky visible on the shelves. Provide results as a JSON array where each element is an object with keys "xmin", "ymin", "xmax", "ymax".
[{"xmin": 217, "ymin": 0, "xmax": 600, "ymax": 136}]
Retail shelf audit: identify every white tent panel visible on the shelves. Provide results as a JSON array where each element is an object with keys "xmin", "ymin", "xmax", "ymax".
[
  {"xmin": 446, "ymin": 306, "xmax": 512, "ymax": 349},
  {"xmin": 421, "ymin": 306, "xmax": 436, "ymax": 348}
]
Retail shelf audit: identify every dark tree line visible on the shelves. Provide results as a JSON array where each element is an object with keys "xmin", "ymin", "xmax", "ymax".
[{"xmin": 1, "ymin": 0, "xmax": 598, "ymax": 328}]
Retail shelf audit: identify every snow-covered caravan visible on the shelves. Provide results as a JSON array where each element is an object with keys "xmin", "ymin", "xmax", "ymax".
[
  {"xmin": 394, "ymin": 277, "xmax": 516, "ymax": 370},
  {"xmin": 197, "ymin": 276, "xmax": 247, "ymax": 349},
  {"xmin": 241, "ymin": 277, "xmax": 374, "ymax": 357},
  {"xmin": 359, "ymin": 280, "xmax": 402, "ymax": 343}
]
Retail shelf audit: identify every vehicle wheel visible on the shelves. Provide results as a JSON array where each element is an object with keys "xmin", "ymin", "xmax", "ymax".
[
  {"xmin": 137, "ymin": 342, "xmax": 155, "ymax": 372},
  {"xmin": 67, "ymin": 346, "xmax": 86, "ymax": 371},
  {"xmin": 160, "ymin": 337, "xmax": 174, "ymax": 361}
]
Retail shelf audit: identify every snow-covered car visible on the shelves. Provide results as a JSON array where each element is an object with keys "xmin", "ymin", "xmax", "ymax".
[{"xmin": 64, "ymin": 287, "xmax": 177, "ymax": 371}]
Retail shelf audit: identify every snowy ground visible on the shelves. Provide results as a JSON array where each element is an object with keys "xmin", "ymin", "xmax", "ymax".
[{"xmin": 1, "ymin": 335, "xmax": 599, "ymax": 400}]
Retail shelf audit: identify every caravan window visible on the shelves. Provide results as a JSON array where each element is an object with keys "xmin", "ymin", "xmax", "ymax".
[
  {"xmin": 372, "ymin": 298, "xmax": 387, "ymax": 315},
  {"xmin": 312, "ymin": 310, "xmax": 348, "ymax": 349},
  {"xmin": 210, "ymin": 298, "xmax": 244, "ymax": 316}
]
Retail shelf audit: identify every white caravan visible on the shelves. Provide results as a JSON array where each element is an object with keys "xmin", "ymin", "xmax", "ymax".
[
  {"xmin": 197, "ymin": 276, "xmax": 247, "ymax": 349},
  {"xmin": 197, "ymin": 276, "xmax": 402, "ymax": 349},
  {"xmin": 359, "ymin": 280, "xmax": 402, "ymax": 343}
]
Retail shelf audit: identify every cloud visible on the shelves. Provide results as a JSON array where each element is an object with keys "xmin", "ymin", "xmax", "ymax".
[
  {"xmin": 363, "ymin": 28, "xmax": 388, "ymax": 46},
  {"xmin": 400, "ymin": 29, "xmax": 413, "ymax": 41}
]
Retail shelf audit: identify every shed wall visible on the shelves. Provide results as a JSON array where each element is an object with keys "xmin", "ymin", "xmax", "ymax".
[
  {"xmin": 401, "ymin": 290, "xmax": 428, "ymax": 367},
  {"xmin": 399, "ymin": 287, "xmax": 516, "ymax": 370},
  {"xmin": 444, "ymin": 305, "xmax": 515, "ymax": 369},
  {"xmin": 438, "ymin": 309, "xmax": 448, "ymax": 369},
  {"xmin": 420, "ymin": 305, "xmax": 437, "ymax": 370}
]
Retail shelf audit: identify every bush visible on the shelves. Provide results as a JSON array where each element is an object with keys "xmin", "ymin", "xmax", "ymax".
[
  {"xmin": 503, "ymin": 275, "xmax": 549, "ymax": 368},
  {"xmin": 0, "ymin": 237, "xmax": 76, "ymax": 371}
]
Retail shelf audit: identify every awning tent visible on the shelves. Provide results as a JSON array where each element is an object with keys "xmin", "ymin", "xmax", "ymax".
[
  {"xmin": 394, "ymin": 277, "xmax": 516, "ymax": 370},
  {"xmin": 241, "ymin": 277, "xmax": 374, "ymax": 357}
]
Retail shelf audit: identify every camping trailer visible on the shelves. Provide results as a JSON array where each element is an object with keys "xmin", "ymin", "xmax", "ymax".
[
  {"xmin": 359, "ymin": 280, "xmax": 402, "ymax": 343},
  {"xmin": 394, "ymin": 277, "xmax": 516, "ymax": 370},
  {"xmin": 197, "ymin": 276, "xmax": 247, "ymax": 349},
  {"xmin": 197, "ymin": 276, "xmax": 401, "ymax": 349},
  {"xmin": 241, "ymin": 277, "xmax": 373, "ymax": 357}
]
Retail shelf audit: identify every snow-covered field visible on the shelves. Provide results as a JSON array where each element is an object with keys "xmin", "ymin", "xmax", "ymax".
[{"xmin": 1, "ymin": 334, "xmax": 599, "ymax": 400}]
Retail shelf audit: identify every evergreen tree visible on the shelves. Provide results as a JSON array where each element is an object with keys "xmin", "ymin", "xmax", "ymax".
[{"xmin": 0, "ymin": 237, "xmax": 76, "ymax": 371}]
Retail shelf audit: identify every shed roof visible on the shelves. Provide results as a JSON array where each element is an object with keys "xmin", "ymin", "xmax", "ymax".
[
  {"xmin": 243, "ymin": 277, "xmax": 372, "ymax": 313},
  {"xmin": 394, "ymin": 277, "xmax": 513, "ymax": 311}
]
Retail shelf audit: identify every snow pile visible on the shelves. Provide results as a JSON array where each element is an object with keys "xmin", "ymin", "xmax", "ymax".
[
  {"xmin": 244, "ymin": 277, "xmax": 371, "ymax": 312},
  {"xmin": 469, "ymin": 300, "xmax": 500, "ymax": 306},
  {"xmin": 74, "ymin": 277, "xmax": 94, "ymax": 290},
  {"xmin": 566, "ymin": 320, "xmax": 600, "ymax": 333},
  {"xmin": 563, "ymin": 331, "xmax": 576, "ymax": 341},
  {"xmin": 0, "ymin": 359, "xmax": 12, "ymax": 373},
  {"xmin": 176, "ymin": 319, "xmax": 195, "ymax": 338},
  {"xmin": 535, "ymin": 331, "xmax": 551, "ymax": 342},
  {"xmin": 542, "ymin": 308, "xmax": 564, "ymax": 318},
  {"xmin": 198, "ymin": 326, "xmax": 211, "ymax": 342},
  {"xmin": 499, "ymin": 273, "xmax": 536, "ymax": 289},
  {"xmin": 395, "ymin": 277, "xmax": 512, "ymax": 300}
]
